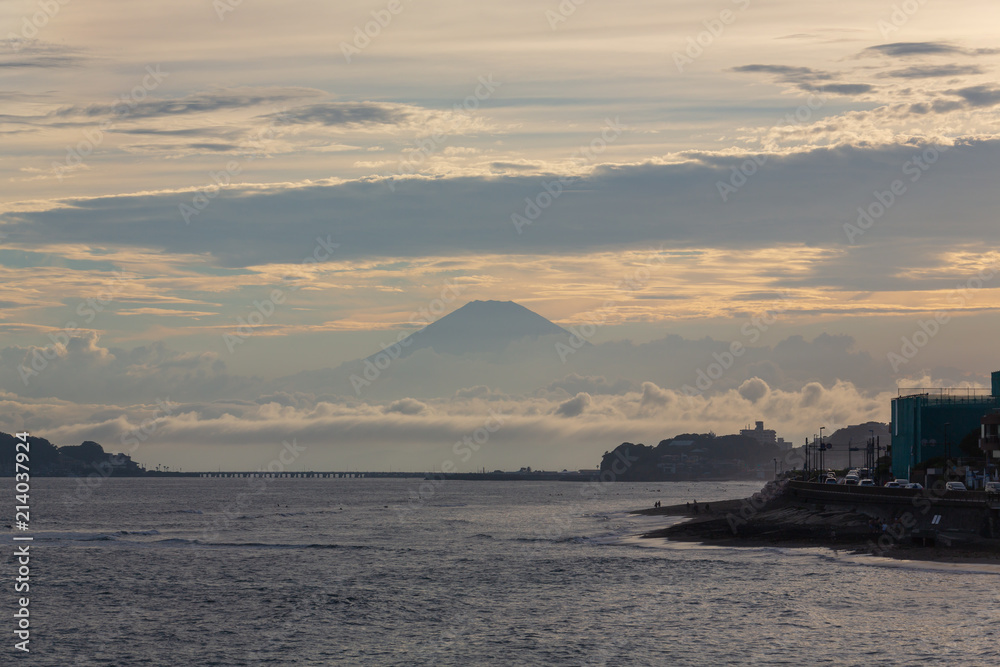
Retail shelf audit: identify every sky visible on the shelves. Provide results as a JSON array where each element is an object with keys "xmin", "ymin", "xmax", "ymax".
[{"xmin": 2, "ymin": 0, "xmax": 1000, "ymax": 472}]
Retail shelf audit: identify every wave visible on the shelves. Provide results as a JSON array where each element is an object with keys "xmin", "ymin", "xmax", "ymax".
[{"xmin": 151, "ymin": 538, "xmax": 376, "ymax": 550}]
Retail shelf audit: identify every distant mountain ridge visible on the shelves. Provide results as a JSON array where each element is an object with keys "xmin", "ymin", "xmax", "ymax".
[
  {"xmin": 265, "ymin": 300, "xmax": 582, "ymax": 398},
  {"xmin": 368, "ymin": 300, "xmax": 572, "ymax": 359}
]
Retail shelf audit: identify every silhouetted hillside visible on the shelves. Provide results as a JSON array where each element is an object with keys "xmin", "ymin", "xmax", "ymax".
[
  {"xmin": 600, "ymin": 432, "xmax": 782, "ymax": 481},
  {"xmin": 0, "ymin": 432, "xmax": 144, "ymax": 477}
]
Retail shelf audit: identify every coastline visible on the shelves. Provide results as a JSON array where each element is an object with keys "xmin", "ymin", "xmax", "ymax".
[{"xmin": 632, "ymin": 493, "xmax": 1000, "ymax": 565}]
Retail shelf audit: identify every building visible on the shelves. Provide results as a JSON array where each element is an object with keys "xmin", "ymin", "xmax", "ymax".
[
  {"xmin": 739, "ymin": 421, "xmax": 791, "ymax": 450},
  {"xmin": 890, "ymin": 372, "xmax": 1000, "ymax": 479}
]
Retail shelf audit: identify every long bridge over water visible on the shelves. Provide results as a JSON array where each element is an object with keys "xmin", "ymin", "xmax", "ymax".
[{"xmin": 192, "ymin": 471, "xmax": 427, "ymax": 479}]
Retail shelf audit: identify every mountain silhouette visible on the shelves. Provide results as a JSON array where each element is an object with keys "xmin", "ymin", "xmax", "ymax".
[
  {"xmin": 387, "ymin": 300, "xmax": 572, "ymax": 357},
  {"xmin": 264, "ymin": 300, "xmax": 580, "ymax": 398}
]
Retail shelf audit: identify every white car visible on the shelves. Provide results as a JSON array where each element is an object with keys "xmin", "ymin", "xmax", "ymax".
[
  {"xmin": 859, "ymin": 479, "xmax": 875, "ymax": 487},
  {"xmin": 884, "ymin": 481, "xmax": 902, "ymax": 488},
  {"xmin": 985, "ymin": 482, "xmax": 1000, "ymax": 493},
  {"xmin": 944, "ymin": 481, "xmax": 967, "ymax": 491},
  {"xmin": 905, "ymin": 482, "xmax": 924, "ymax": 490}
]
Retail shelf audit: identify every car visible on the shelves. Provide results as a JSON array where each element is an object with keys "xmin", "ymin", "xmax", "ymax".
[
  {"xmin": 905, "ymin": 482, "xmax": 924, "ymax": 490},
  {"xmin": 894, "ymin": 479, "xmax": 910, "ymax": 486},
  {"xmin": 945, "ymin": 481, "xmax": 967, "ymax": 491},
  {"xmin": 844, "ymin": 475, "xmax": 859, "ymax": 486},
  {"xmin": 984, "ymin": 481, "xmax": 1000, "ymax": 493},
  {"xmin": 824, "ymin": 477, "xmax": 838, "ymax": 484},
  {"xmin": 859, "ymin": 479, "xmax": 875, "ymax": 486},
  {"xmin": 884, "ymin": 481, "xmax": 902, "ymax": 488}
]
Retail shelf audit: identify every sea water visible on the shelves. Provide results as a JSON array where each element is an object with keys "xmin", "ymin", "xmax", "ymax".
[{"xmin": 5, "ymin": 478, "xmax": 999, "ymax": 665}]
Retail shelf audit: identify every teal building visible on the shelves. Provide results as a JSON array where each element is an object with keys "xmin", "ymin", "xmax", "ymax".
[{"xmin": 890, "ymin": 371, "xmax": 1000, "ymax": 479}]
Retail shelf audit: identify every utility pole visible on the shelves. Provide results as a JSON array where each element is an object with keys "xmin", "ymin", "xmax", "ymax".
[{"xmin": 819, "ymin": 426, "xmax": 826, "ymax": 475}]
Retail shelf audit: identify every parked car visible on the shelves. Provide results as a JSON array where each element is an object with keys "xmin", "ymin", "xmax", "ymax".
[
  {"xmin": 944, "ymin": 481, "xmax": 967, "ymax": 491},
  {"xmin": 859, "ymin": 479, "xmax": 875, "ymax": 486}
]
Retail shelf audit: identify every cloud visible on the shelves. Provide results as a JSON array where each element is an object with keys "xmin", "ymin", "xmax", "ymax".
[
  {"xmin": 864, "ymin": 42, "xmax": 964, "ymax": 57},
  {"xmin": 881, "ymin": 64, "xmax": 983, "ymax": 79},
  {"xmin": 949, "ymin": 85, "xmax": 1000, "ymax": 108},
  {"xmin": 7, "ymin": 140, "xmax": 1000, "ymax": 270},
  {"xmin": 812, "ymin": 83, "xmax": 873, "ymax": 95},
  {"xmin": 546, "ymin": 374, "xmax": 633, "ymax": 396},
  {"xmin": 731, "ymin": 64, "xmax": 870, "ymax": 95},
  {"xmin": 738, "ymin": 377, "xmax": 770, "ymax": 403},
  {"xmin": 259, "ymin": 103, "xmax": 412, "ymax": 127},
  {"xmin": 53, "ymin": 87, "xmax": 325, "ymax": 121},
  {"xmin": 0, "ymin": 41, "xmax": 85, "ymax": 69},
  {"xmin": 639, "ymin": 381, "xmax": 672, "ymax": 411},
  {"xmin": 385, "ymin": 397, "xmax": 428, "ymax": 415},
  {"xmin": 0, "ymin": 333, "xmax": 248, "ymax": 404},
  {"xmin": 554, "ymin": 392, "xmax": 592, "ymax": 417},
  {"xmin": 0, "ymin": 376, "xmax": 899, "ymax": 471}
]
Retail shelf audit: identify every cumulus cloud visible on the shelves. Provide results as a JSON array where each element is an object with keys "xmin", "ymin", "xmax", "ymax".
[
  {"xmin": 0, "ymin": 333, "xmax": 246, "ymax": 404},
  {"xmin": 385, "ymin": 397, "xmax": 428, "ymax": 415},
  {"xmin": 738, "ymin": 377, "xmax": 770, "ymax": 403},
  {"xmin": 639, "ymin": 381, "xmax": 672, "ymax": 412},
  {"xmin": 555, "ymin": 392, "xmax": 591, "ymax": 417},
  {"xmin": 546, "ymin": 374, "xmax": 633, "ymax": 396},
  {"xmin": 0, "ymin": 376, "xmax": 898, "ymax": 472}
]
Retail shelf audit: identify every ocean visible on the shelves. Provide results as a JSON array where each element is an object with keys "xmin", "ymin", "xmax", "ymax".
[{"xmin": 6, "ymin": 477, "xmax": 999, "ymax": 665}]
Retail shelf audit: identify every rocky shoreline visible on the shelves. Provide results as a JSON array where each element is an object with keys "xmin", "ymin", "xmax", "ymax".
[{"xmin": 633, "ymin": 483, "xmax": 1000, "ymax": 564}]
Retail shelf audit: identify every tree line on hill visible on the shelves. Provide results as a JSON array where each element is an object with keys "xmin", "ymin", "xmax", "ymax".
[
  {"xmin": 599, "ymin": 432, "xmax": 782, "ymax": 481},
  {"xmin": 0, "ymin": 431, "xmax": 144, "ymax": 477}
]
